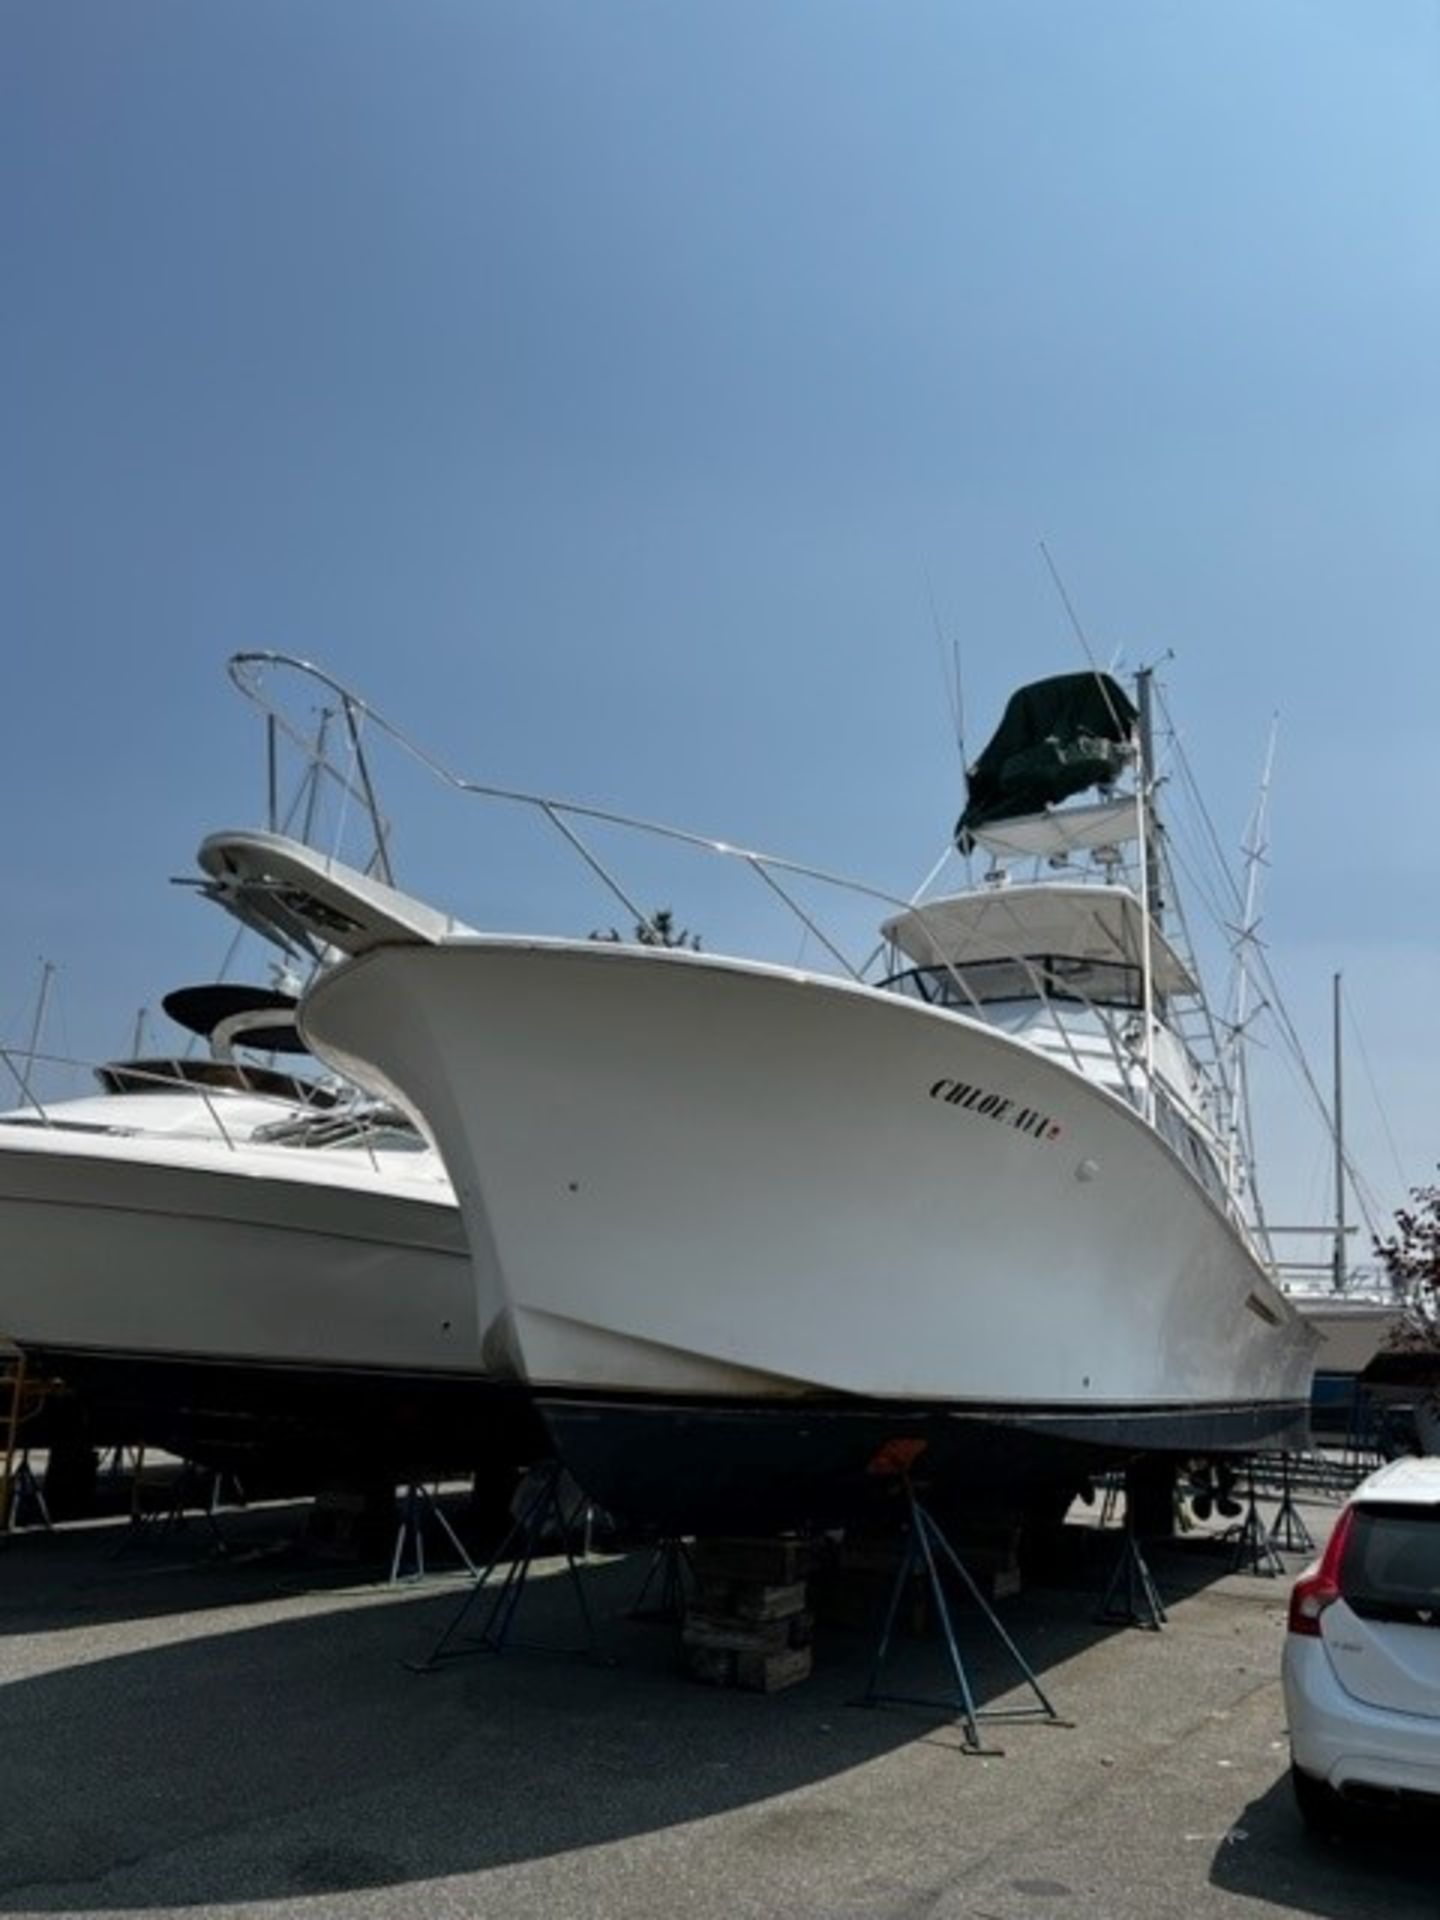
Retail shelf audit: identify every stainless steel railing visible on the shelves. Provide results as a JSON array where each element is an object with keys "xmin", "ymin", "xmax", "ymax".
[{"xmin": 226, "ymin": 651, "xmax": 1247, "ymax": 1227}]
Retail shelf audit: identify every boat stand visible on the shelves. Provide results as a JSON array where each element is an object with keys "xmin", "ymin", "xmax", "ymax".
[
  {"xmin": 1266, "ymin": 1453, "xmax": 1316, "ymax": 1555},
  {"xmin": 861, "ymin": 1478, "xmax": 1065, "ymax": 1754},
  {"xmin": 389, "ymin": 1482, "xmax": 478, "ymax": 1585},
  {"xmin": 1224, "ymin": 1463, "xmax": 1284, "ymax": 1578},
  {"xmin": 1, "ymin": 1352, "xmax": 58, "ymax": 1534},
  {"xmin": 1096, "ymin": 1472, "xmax": 1123, "ymax": 1530},
  {"xmin": 1095, "ymin": 1516, "xmax": 1166, "ymax": 1630},
  {"xmin": 1, "ymin": 1453, "xmax": 52, "ymax": 1533},
  {"xmin": 112, "ymin": 1460, "xmax": 230, "ymax": 1558},
  {"xmin": 629, "ymin": 1535, "xmax": 694, "ymax": 1623},
  {"xmin": 408, "ymin": 1460, "xmax": 599, "ymax": 1672}
]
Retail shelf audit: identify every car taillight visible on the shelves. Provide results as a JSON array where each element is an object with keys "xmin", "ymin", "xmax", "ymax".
[{"xmin": 1287, "ymin": 1504, "xmax": 1358, "ymax": 1637}]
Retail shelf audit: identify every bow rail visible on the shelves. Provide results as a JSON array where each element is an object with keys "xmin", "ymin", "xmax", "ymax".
[{"xmin": 226, "ymin": 652, "xmax": 1255, "ymax": 1245}]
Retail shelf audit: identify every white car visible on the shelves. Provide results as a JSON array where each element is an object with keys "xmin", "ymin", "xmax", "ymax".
[{"xmin": 1282, "ymin": 1454, "xmax": 1440, "ymax": 1829}]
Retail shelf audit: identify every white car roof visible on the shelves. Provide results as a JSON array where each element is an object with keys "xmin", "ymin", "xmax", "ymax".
[{"xmin": 1350, "ymin": 1456, "xmax": 1440, "ymax": 1507}]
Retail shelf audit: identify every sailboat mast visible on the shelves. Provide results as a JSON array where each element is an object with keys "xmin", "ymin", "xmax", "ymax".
[
  {"xmin": 1332, "ymin": 970, "xmax": 1346, "ymax": 1293},
  {"xmin": 1134, "ymin": 668, "xmax": 1159, "ymax": 1123},
  {"xmin": 1135, "ymin": 668, "xmax": 1163, "ymax": 928}
]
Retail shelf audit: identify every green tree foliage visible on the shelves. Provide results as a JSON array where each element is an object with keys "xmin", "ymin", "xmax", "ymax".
[
  {"xmin": 1375, "ymin": 1176, "xmax": 1440, "ymax": 1349},
  {"xmin": 590, "ymin": 908, "xmax": 701, "ymax": 951}
]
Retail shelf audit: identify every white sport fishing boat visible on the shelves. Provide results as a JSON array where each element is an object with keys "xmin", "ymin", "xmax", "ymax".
[
  {"xmin": 211, "ymin": 657, "xmax": 1319, "ymax": 1531},
  {"xmin": 0, "ymin": 966, "xmax": 540, "ymax": 1483}
]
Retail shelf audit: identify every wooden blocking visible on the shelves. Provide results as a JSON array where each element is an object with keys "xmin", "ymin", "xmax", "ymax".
[
  {"xmin": 682, "ymin": 1610, "xmax": 794, "ymax": 1655},
  {"xmin": 690, "ymin": 1535, "xmax": 811, "ymax": 1587},
  {"xmin": 733, "ymin": 1579, "xmax": 808, "ymax": 1623},
  {"xmin": 684, "ymin": 1641, "xmax": 813, "ymax": 1691},
  {"xmin": 947, "ymin": 1520, "xmax": 1023, "ymax": 1602},
  {"xmin": 811, "ymin": 1514, "xmax": 1025, "ymax": 1631},
  {"xmin": 736, "ymin": 1645, "xmax": 813, "ymax": 1693},
  {"xmin": 681, "ymin": 1536, "xmax": 815, "ymax": 1691}
]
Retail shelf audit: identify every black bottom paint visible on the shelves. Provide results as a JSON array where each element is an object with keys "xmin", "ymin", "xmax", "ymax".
[
  {"xmin": 19, "ymin": 1345, "xmax": 547, "ymax": 1485},
  {"xmin": 539, "ymin": 1392, "xmax": 1314, "ymax": 1534}
]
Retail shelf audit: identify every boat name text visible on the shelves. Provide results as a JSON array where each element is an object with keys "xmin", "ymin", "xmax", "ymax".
[{"xmin": 928, "ymin": 1078, "xmax": 1063, "ymax": 1143}]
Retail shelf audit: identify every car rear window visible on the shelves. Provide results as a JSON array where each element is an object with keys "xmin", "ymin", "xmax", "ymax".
[{"xmin": 1340, "ymin": 1502, "xmax": 1440, "ymax": 1624}]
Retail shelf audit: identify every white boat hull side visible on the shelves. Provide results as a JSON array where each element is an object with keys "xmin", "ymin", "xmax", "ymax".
[
  {"xmin": 1293, "ymin": 1299, "xmax": 1406, "ymax": 1377},
  {"xmin": 302, "ymin": 941, "xmax": 1318, "ymax": 1419},
  {"xmin": 0, "ymin": 1132, "xmax": 477, "ymax": 1373}
]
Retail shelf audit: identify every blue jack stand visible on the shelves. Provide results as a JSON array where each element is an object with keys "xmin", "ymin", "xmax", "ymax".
[
  {"xmin": 629, "ymin": 1535, "xmax": 695, "ymax": 1623},
  {"xmin": 1096, "ymin": 1517, "xmax": 1167, "ymax": 1630},
  {"xmin": 408, "ymin": 1460, "xmax": 599, "ymax": 1672},
  {"xmin": 861, "ymin": 1478, "xmax": 1066, "ymax": 1754},
  {"xmin": 389, "ymin": 1482, "xmax": 478, "ymax": 1585},
  {"xmin": 1267, "ymin": 1453, "xmax": 1316, "ymax": 1555},
  {"xmin": 2, "ymin": 1454, "xmax": 51, "ymax": 1533},
  {"xmin": 112, "ymin": 1460, "xmax": 230, "ymax": 1558},
  {"xmin": 1225, "ymin": 1463, "xmax": 1285, "ymax": 1578}
]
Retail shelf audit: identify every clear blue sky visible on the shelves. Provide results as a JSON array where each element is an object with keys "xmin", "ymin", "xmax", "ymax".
[{"xmin": 6, "ymin": 1, "xmax": 1438, "ymax": 1237}]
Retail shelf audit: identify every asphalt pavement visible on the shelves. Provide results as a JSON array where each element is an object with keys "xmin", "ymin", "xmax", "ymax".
[{"xmin": 1, "ymin": 1487, "xmax": 1436, "ymax": 1920}]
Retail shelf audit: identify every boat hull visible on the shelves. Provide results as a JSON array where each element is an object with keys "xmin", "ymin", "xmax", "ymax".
[
  {"xmin": 303, "ymin": 940, "xmax": 1318, "ymax": 1527},
  {"xmin": 16, "ymin": 1344, "xmax": 541, "ymax": 1482},
  {"xmin": 535, "ymin": 1391, "xmax": 1310, "ymax": 1533},
  {"xmin": 0, "ymin": 1130, "xmax": 537, "ymax": 1478},
  {"xmin": 1293, "ymin": 1297, "xmax": 1405, "ymax": 1377}
]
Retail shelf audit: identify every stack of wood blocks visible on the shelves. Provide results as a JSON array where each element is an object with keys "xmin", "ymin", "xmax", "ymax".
[
  {"xmin": 811, "ymin": 1515, "xmax": 1023, "ymax": 1633},
  {"xmin": 681, "ymin": 1536, "xmax": 814, "ymax": 1692}
]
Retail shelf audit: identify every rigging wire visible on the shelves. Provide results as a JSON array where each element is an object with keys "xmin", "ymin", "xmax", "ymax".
[
  {"xmin": 924, "ymin": 569, "xmax": 964, "ymax": 774},
  {"xmin": 1154, "ymin": 688, "xmax": 1246, "ymax": 915},
  {"xmin": 1037, "ymin": 540, "xmax": 1131, "ymax": 742},
  {"xmin": 1152, "ymin": 683, "xmax": 1386, "ymax": 1242},
  {"xmin": 923, "ymin": 574, "xmax": 975, "ymax": 886},
  {"xmin": 1342, "ymin": 979, "xmax": 1410, "ymax": 1198}
]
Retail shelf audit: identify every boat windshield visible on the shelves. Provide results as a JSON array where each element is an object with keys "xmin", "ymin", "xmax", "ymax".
[
  {"xmin": 882, "ymin": 956, "xmax": 1143, "ymax": 1011},
  {"xmin": 94, "ymin": 1058, "xmax": 337, "ymax": 1107}
]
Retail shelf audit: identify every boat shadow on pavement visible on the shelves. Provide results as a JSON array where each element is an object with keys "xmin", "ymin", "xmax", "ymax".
[
  {"xmin": 0, "ymin": 1519, "xmax": 1234, "ymax": 1913},
  {"xmin": 0, "ymin": 1502, "xmax": 389, "ymax": 1637},
  {"xmin": 1209, "ymin": 1772, "xmax": 1440, "ymax": 1918}
]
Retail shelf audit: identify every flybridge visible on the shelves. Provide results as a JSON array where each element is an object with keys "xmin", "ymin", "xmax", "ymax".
[
  {"xmin": 955, "ymin": 671, "xmax": 1138, "ymax": 854},
  {"xmin": 881, "ymin": 884, "xmax": 1197, "ymax": 998}
]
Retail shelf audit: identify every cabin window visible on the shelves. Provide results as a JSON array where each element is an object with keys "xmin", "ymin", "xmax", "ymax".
[{"xmin": 882, "ymin": 956, "xmax": 1143, "ymax": 1011}]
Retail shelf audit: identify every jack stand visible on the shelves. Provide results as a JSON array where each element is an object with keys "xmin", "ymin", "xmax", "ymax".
[
  {"xmin": 100, "ymin": 1444, "xmax": 143, "ymax": 1481},
  {"xmin": 2, "ymin": 1454, "xmax": 52, "ymax": 1533},
  {"xmin": 1267, "ymin": 1453, "xmax": 1316, "ymax": 1555},
  {"xmin": 1097, "ymin": 1473, "xmax": 1124, "ymax": 1529},
  {"xmin": 389, "ymin": 1482, "xmax": 478, "ymax": 1585},
  {"xmin": 629, "ymin": 1536, "xmax": 694, "ymax": 1623},
  {"xmin": 1096, "ymin": 1519, "xmax": 1166, "ymax": 1630},
  {"xmin": 861, "ymin": 1478, "xmax": 1065, "ymax": 1754},
  {"xmin": 1224, "ymin": 1464, "xmax": 1284, "ymax": 1578},
  {"xmin": 1, "ymin": 1351, "xmax": 59, "ymax": 1531},
  {"xmin": 408, "ymin": 1460, "xmax": 599, "ymax": 1672},
  {"xmin": 113, "ymin": 1461, "xmax": 229, "ymax": 1558}
]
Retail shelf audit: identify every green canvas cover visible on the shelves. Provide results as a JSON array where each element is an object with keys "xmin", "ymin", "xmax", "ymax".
[{"xmin": 957, "ymin": 672, "xmax": 1138, "ymax": 852}]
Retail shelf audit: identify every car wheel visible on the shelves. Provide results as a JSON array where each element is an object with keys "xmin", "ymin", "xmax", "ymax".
[{"xmin": 1291, "ymin": 1764, "xmax": 1343, "ymax": 1837}]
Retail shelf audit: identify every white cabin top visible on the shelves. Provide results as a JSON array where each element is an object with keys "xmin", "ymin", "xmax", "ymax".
[
  {"xmin": 961, "ymin": 797, "xmax": 1140, "ymax": 862},
  {"xmin": 882, "ymin": 882, "xmax": 1198, "ymax": 998}
]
